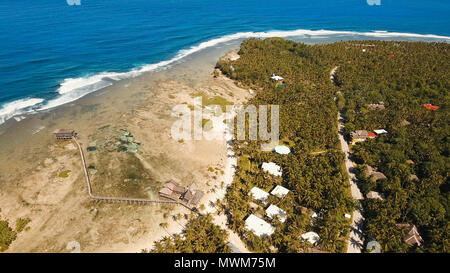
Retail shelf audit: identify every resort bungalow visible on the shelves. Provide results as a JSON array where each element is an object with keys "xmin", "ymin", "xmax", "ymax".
[
  {"xmin": 423, "ymin": 104, "xmax": 439, "ymax": 111},
  {"xmin": 365, "ymin": 165, "xmax": 387, "ymax": 181},
  {"xmin": 265, "ymin": 204, "xmax": 287, "ymax": 223},
  {"xmin": 300, "ymin": 232, "xmax": 320, "ymax": 245},
  {"xmin": 158, "ymin": 180, "xmax": 204, "ymax": 207},
  {"xmin": 163, "ymin": 180, "xmax": 186, "ymax": 195},
  {"xmin": 261, "ymin": 162, "xmax": 282, "ymax": 177},
  {"xmin": 409, "ymin": 174, "xmax": 419, "ymax": 182},
  {"xmin": 270, "ymin": 74, "xmax": 284, "ymax": 81},
  {"xmin": 158, "ymin": 187, "xmax": 174, "ymax": 199},
  {"xmin": 368, "ymin": 102, "xmax": 385, "ymax": 110},
  {"xmin": 53, "ymin": 129, "xmax": 77, "ymax": 140},
  {"xmin": 270, "ymin": 185, "xmax": 290, "ymax": 198},
  {"xmin": 181, "ymin": 188, "xmax": 204, "ymax": 206},
  {"xmin": 250, "ymin": 187, "xmax": 270, "ymax": 204},
  {"xmin": 350, "ymin": 130, "xmax": 376, "ymax": 144},
  {"xmin": 397, "ymin": 223, "xmax": 423, "ymax": 246},
  {"xmin": 374, "ymin": 129, "xmax": 388, "ymax": 135},
  {"xmin": 245, "ymin": 214, "xmax": 275, "ymax": 237},
  {"xmin": 367, "ymin": 191, "xmax": 385, "ymax": 200}
]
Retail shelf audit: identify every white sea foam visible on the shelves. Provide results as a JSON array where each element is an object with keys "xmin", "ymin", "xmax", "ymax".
[
  {"xmin": 0, "ymin": 98, "xmax": 43, "ymax": 125},
  {"xmin": 2, "ymin": 29, "xmax": 449, "ymax": 126}
]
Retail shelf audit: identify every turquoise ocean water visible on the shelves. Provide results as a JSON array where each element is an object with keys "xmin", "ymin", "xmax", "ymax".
[{"xmin": 0, "ymin": 0, "xmax": 449, "ymax": 124}]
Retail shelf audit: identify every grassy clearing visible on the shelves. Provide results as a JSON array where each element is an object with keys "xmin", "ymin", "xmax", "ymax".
[
  {"xmin": 15, "ymin": 218, "xmax": 31, "ymax": 233},
  {"xmin": 190, "ymin": 92, "xmax": 233, "ymax": 112}
]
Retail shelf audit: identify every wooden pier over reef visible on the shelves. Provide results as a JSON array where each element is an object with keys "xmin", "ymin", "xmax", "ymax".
[{"xmin": 55, "ymin": 129, "xmax": 198, "ymax": 208}]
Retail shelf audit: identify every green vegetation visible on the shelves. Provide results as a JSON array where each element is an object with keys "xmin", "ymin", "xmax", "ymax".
[
  {"xmin": 56, "ymin": 170, "xmax": 71, "ymax": 178},
  {"xmin": 334, "ymin": 41, "xmax": 449, "ymax": 253},
  {"xmin": 0, "ymin": 217, "xmax": 30, "ymax": 252},
  {"xmin": 217, "ymin": 38, "xmax": 355, "ymax": 253},
  {"xmin": 190, "ymin": 91, "xmax": 233, "ymax": 112},
  {"xmin": 0, "ymin": 219, "xmax": 16, "ymax": 252},
  {"xmin": 15, "ymin": 218, "xmax": 31, "ymax": 233},
  {"xmin": 202, "ymin": 118, "xmax": 213, "ymax": 131},
  {"xmin": 149, "ymin": 214, "xmax": 231, "ymax": 253},
  {"xmin": 217, "ymin": 38, "xmax": 448, "ymax": 253},
  {"xmin": 118, "ymin": 154, "xmax": 153, "ymax": 198}
]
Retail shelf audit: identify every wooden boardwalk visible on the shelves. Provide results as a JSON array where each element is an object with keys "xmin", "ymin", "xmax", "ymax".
[{"xmin": 72, "ymin": 137, "xmax": 181, "ymax": 205}]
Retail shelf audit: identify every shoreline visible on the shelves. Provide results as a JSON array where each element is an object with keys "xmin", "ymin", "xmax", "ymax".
[
  {"xmin": 0, "ymin": 37, "xmax": 448, "ymax": 253},
  {"xmin": 1, "ymin": 29, "xmax": 449, "ymax": 129},
  {"xmin": 0, "ymin": 44, "xmax": 251, "ymax": 253}
]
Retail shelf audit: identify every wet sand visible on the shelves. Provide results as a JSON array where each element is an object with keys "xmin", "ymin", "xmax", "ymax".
[{"xmin": 0, "ymin": 42, "xmax": 251, "ymax": 252}]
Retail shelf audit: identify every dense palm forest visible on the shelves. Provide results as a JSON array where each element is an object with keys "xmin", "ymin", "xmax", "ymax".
[
  {"xmin": 150, "ymin": 38, "xmax": 448, "ymax": 253},
  {"xmin": 217, "ymin": 38, "xmax": 449, "ymax": 253},
  {"xmin": 149, "ymin": 214, "xmax": 231, "ymax": 253},
  {"xmin": 334, "ymin": 41, "xmax": 449, "ymax": 253},
  {"xmin": 217, "ymin": 38, "xmax": 356, "ymax": 253}
]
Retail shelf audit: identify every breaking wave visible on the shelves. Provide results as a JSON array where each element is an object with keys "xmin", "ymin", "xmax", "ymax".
[{"xmin": 1, "ymin": 28, "xmax": 449, "ymax": 125}]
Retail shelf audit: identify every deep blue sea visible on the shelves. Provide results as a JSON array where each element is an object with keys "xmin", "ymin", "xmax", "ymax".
[{"xmin": 0, "ymin": 0, "xmax": 449, "ymax": 124}]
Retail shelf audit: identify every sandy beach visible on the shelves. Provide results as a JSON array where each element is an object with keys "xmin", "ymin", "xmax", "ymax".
[{"xmin": 0, "ymin": 43, "xmax": 251, "ymax": 253}]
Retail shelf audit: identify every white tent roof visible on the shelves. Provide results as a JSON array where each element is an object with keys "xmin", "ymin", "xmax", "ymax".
[
  {"xmin": 266, "ymin": 204, "xmax": 287, "ymax": 223},
  {"xmin": 374, "ymin": 129, "xmax": 387, "ymax": 134},
  {"xmin": 249, "ymin": 187, "xmax": 269, "ymax": 203},
  {"xmin": 344, "ymin": 213, "xmax": 352, "ymax": 219},
  {"xmin": 245, "ymin": 214, "xmax": 275, "ymax": 237},
  {"xmin": 270, "ymin": 74, "xmax": 284, "ymax": 81},
  {"xmin": 301, "ymin": 232, "xmax": 320, "ymax": 245},
  {"xmin": 366, "ymin": 240, "xmax": 381, "ymax": 253},
  {"xmin": 274, "ymin": 145, "xmax": 291, "ymax": 155},
  {"xmin": 270, "ymin": 185, "xmax": 290, "ymax": 198},
  {"xmin": 262, "ymin": 162, "xmax": 282, "ymax": 177}
]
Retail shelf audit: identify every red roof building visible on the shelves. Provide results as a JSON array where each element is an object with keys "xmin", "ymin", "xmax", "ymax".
[
  {"xmin": 423, "ymin": 104, "xmax": 439, "ymax": 110},
  {"xmin": 368, "ymin": 132, "xmax": 377, "ymax": 138}
]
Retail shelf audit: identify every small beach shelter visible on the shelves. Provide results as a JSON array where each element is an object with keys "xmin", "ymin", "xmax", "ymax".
[
  {"xmin": 270, "ymin": 74, "xmax": 284, "ymax": 81},
  {"xmin": 245, "ymin": 214, "xmax": 275, "ymax": 237},
  {"xmin": 250, "ymin": 187, "xmax": 270, "ymax": 203},
  {"xmin": 274, "ymin": 145, "xmax": 291, "ymax": 155},
  {"xmin": 301, "ymin": 232, "xmax": 320, "ymax": 245},
  {"xmin": 266, "ymin": 204, "xmax": 287, "ymax": 223},
  {"xmin": 270, "ymin": 185, "xmax": 290, "ymax": 198},
  {"xmin": 374, "ymin": 129, "xmax": 388, "ymax": 135},
  {"xmin": 262, "ymin": 162, "xmax": 282, "ymax": 177}
]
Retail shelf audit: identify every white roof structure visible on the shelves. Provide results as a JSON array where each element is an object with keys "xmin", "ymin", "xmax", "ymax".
[
  {"xmin": 274, "ymin": 145, "xmax": 291, "ymax": 155},
  {"xmin": 245, "ymin": 214, "xmax": 275, "ymax": 237},
  {"xmin": 311, "ymin": 212, "xmax": 318, "ymax": 218},
  {"xmin": 366, "ymin": 240, "xmax": 381, "ymax": 253},
  {"xmin": 301, "ymin": 232, "xmax": 320, "ymax": 245},
  {"xmin": 374, "ymin": 129, "xmax": 387, "ymax": 135},
  {"xmin": 262, "ymin": 162, "xmax": 282, "ymax": 177},
  {"xmin": 249, "ymin": 187, "xmax": 269, "ymax": 203},
  {"xmin": 266, "ymin": 204, "xmax": 287, "ymax": 223},
  {"xmin": 270, "ymin": 185, "xmax": 290, "ymax": 198},
  {"xmin": 344, "ymin": 213, "xmax": 352, "ymax": 219},
  {"xmin": 270, "ymin": 74, "xmax": 284, "ymax": 81}
]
